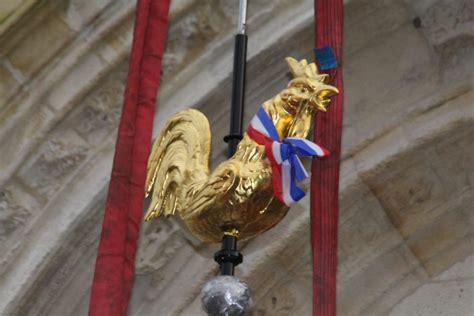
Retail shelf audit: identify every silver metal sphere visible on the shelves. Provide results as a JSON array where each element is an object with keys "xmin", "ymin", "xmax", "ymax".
[{"xmin": 201, "ymin": 276, "xmax": 252, "ymax": 316}]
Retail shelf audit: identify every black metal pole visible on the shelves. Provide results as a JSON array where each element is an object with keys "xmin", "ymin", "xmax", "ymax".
[
  {"xmin": 216, "ymin": 0, "xmax": 248, "ymax": 276},
  {"xmin": 214, "ymin": 235, "xmax": 243, "ymax": 275},
  {"xmin": 224, "ymin": 33, "xmax": 247, "ymax": 157}
]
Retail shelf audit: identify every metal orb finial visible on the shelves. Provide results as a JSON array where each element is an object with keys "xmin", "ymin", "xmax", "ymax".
[{"xmin": 201, "ymin": 276, "xmax": 252, "ymax": 316}]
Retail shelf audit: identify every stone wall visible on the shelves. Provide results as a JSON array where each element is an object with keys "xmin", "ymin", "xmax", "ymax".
[{"xmin": 0, "ymin": 0, "xmax": 472, "ymax": 315}]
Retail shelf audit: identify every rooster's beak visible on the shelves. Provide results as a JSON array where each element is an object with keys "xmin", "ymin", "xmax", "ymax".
[{"xmin": 311, "ymin": 84, "xmax": 339, "ymax": 112}]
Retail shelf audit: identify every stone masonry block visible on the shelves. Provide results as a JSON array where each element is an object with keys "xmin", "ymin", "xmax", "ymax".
[
  {"xmin": 0, "ymin": 104, "xmax": 55, "ymax": 182},
  {"xmin": 4, "ymin": 12, "xmax": 75, "ymax": 77},
  {"xmin": 337, "ymin": 181, "xmax": 405, "ymax": 286},
  {"xmin": 16, "ymin": 129, "xmax": 89, "ymax": 200},
  {"xmin": 410, "ymin": 0, "xmax": 474, "ymax": 46},
  {"xmin": 56, "ymin": 0, "xmax": 111, "ymax": 32},
  {"xmin": 337, "ymin": 243, "xmax": 425, "ymax": 316},
  {"xmin": 250, "ymin": 276, "xmax": 309, "ymax": 316},
  {"xmin": 71, "ymin": 64, "xmax": 126, "ymax": 146},
  {"xmin": 46, "ymin": 52, "xmax": 108, "ymax": 111},
  {"xmin": 406, "ymin": 193, "xmax": 474, "ymax": 276},
  {"xmin": 344, "ymin": 23, "xmax": 438, "ymax": 147},
  {"xmin": 0, "ymin": 63, "xmax": 19, "ymax": 104}
]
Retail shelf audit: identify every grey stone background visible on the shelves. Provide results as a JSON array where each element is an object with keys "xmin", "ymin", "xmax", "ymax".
[{"xmin": 0, "ymin": 0, "xmax": 472, "ymax": 315}]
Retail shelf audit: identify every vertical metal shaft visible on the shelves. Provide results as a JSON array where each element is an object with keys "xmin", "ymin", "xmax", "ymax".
[
  {"xmin": 226, "ymin": 33, "xmax": 248, "ymax": 157},
  {"xmin": 237, "ymin": 0, "xmax": 248, "ymax": 35},
  {"xmin": 225, "ymin": 0, "xmax": 248, "ymax": 156},
  {"xmin": 218, "ymin": 0, "xmax": 248, "ymax": 276}
]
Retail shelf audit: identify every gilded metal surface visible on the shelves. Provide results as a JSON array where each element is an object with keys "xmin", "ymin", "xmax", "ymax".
[{"xmin": 144, "ymin": 57, "xmax": 338, "ymax": 243}]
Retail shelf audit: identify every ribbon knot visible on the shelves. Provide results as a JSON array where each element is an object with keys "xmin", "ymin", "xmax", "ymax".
[{"xmin": 247, "ymin": 106, "xmax": 329, "ymax": 206}]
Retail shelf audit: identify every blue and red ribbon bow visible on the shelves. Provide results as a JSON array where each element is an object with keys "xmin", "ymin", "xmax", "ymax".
[{"xmin": 246, "ymin": 106, "xmax": 329, "ymax": 206}]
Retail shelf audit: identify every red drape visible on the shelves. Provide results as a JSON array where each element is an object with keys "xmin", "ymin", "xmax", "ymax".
[
  {"xmin": 311, "ymin": 0, "xmax": 344, "ymax": 315},
  {"xmin": 89, "ymin": 0, "xmax": 170, "ymax": 315}
]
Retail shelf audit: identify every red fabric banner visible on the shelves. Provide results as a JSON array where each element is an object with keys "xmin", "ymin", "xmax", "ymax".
[
  {"xmin": 311, "ymin": 0, "xmax": 344, "ymax": 315},
  {"xmin": 89, "ymin": 0, "xmax": 170, "ymax": 315}
]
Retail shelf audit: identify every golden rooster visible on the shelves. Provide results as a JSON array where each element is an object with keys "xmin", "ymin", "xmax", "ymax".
[{"xmin": 144, "ymin": 57, "xmax": 338, "ymax": 243}]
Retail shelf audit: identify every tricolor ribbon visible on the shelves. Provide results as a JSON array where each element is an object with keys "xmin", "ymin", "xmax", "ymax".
[{"xmin": 247, "ymin": 107, "xmax": 329, "ymax": 206}]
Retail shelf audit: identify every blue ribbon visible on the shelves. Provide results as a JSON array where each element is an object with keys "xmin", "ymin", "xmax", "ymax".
[
  {"xmin": 256, "ymin": 107, "xmax": 320, "ymax": 202},
  {"xmin": 280, "ymin": 140, "xmax": 314, "ymax": 180}
]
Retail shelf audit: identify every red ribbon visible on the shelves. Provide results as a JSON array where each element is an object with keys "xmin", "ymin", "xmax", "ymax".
[
  {"xmin": 88, "ymin": 1, "xmax": 170, "ymax": 315},
  {"xmin": 311, "ymin": 0, "xmax": 344, "ymax": 315}
]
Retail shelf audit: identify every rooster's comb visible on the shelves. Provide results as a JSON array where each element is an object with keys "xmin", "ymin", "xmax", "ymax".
[{"xmin": 285, "ymin": 57, "xmax": 327, "ymax": 83}]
